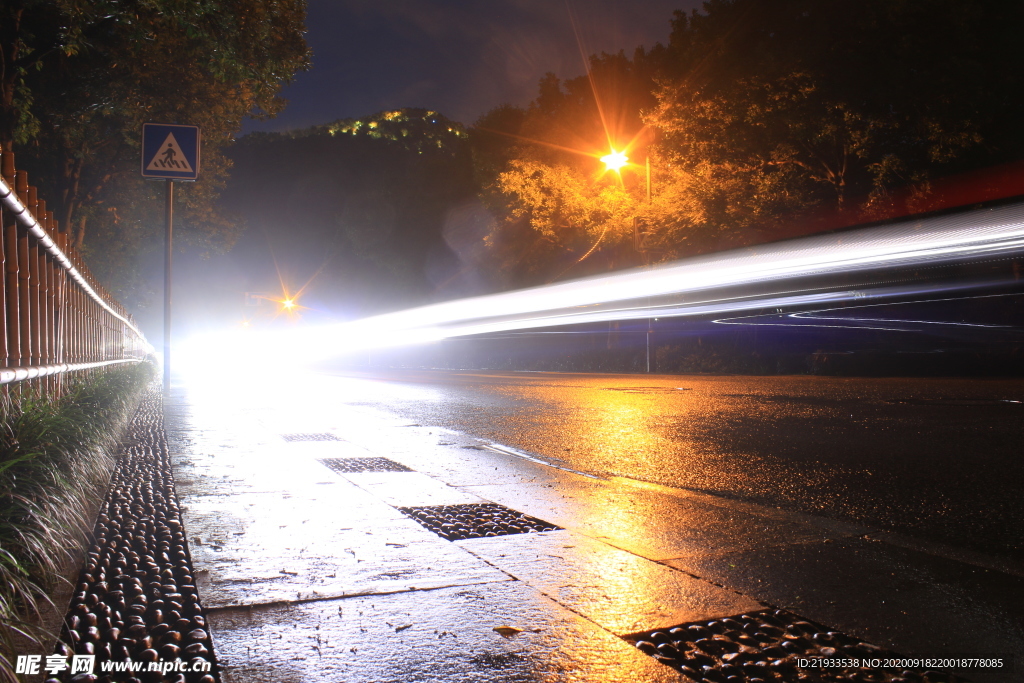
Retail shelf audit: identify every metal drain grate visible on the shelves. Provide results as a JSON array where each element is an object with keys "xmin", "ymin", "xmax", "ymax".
[
  {"xmin": 283, "ymin": 432, "xmax": 340, "ymax": 442},
  {"xmin": 320, "ymin": 457, "xmax": 412, "ymax": 473},
  {"xmin": 398, "ymin": 503, "xmax": 561, "ymax": 541},
  {"xmin": 625, "ymin": 609, "xmax": 971, "ymax": 682}
]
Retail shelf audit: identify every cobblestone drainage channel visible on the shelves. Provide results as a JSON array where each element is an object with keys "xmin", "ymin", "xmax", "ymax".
[
  {"xmin": 318, "ymin": 456, "xmax": 413, "ymax": 473},
  {"xmin": 624, "ymin": 609, "xmax": 971, "ymax": 683},
  {"xmin": 398, "ymin": 503, "xmax": 562, "ymax": 541},
  {"xmin": 49, "ymin": 393, "xmax": 217, "ymax": 683}
]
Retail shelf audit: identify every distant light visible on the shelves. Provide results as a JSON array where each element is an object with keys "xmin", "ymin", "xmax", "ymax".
[
  {"xmin": 282, "ymin": 299, "xmax": 296, "ymax": 310},
  {"xmin": 601, "ymin": 150, "xmax": 628, "ymax": 171}
]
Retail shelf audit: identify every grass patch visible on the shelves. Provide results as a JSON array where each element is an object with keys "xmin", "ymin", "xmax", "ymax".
[{"xmin": 0, "ymin": 362, "xmax": 154, "ymax": 678}]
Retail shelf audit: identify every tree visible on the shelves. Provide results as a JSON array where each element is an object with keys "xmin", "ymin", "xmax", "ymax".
[
  {"xmin": 1, "ymin": 0, "xmax": 309, "ymax": 300},
  {"xmin": 472, "ymin": 49, "xmax": 663, "ymax": 285},
  {"xmin": 476, "ymin": 0, "xmax": 1024, "ymax": 285},
  {"xmin": 220, "ymin": 109, "xmax": 481, "ymax": 316},
  {"xmin": 645, "ymin": 0, "xmax": 1022, "ymax": 243}
]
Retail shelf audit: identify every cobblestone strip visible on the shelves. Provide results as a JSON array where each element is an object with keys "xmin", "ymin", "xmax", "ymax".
[
  {"xmin": 625, "ymin": 609, "xmax": 970, "ymax": 683},
  {"xmin": 49, "ymin": 392, "xmax": 217, "ymax": 683}
]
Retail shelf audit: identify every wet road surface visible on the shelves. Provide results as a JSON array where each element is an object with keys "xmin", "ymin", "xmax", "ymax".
[
  {"xmin": 165, "ymin": 369, "xmax": 1024, "ymax": 682},
  {"xmin": 320, "ymin": 369, "xmax": 1024, "ymax": 562}
]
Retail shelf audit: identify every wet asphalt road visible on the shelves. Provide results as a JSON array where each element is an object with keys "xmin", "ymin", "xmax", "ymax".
[{"xmin": 326, "ymin": 369, "xmax": 1024, "ymax": 562}]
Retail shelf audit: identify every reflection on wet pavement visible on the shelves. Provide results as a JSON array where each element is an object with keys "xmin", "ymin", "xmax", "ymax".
[
  {"xmin": 458, "ymin": 531, "xmax": 762, "ymax": 635},
  {"xmin": 463, "ymin": 478, "xmax": 844, "ymax": 562},
  {"xmin": 168, "ymin": 371, "xmax": 761, "ymax": 681},
  {"xmin": 208, "ymin": 582, "xmax": 682, "ymax": 683},
  {"xmin": 166, "ymin": 369, "xmax": 1023, "ymax": 682},
  {"xmin": 330, "ymin": 369, "xmax": 1024, "ymax": 560}
]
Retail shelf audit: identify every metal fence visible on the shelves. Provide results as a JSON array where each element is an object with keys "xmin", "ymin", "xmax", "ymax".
[{"xmin": 0, "ymin": 148, "xmax": 151, "ymax": 392}]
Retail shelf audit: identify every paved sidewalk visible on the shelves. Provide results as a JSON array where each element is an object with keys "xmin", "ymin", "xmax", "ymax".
[{"xmin": 164, "ymin": 373, "xmax": 1022, "ymax": 683}]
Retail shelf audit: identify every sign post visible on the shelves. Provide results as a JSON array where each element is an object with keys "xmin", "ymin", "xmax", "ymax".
[
  {"xmin": 163, "ymin": 181, "xmax": 173, "ymax": 393},
  {"xmin": 142, "ymin": 124, "xmax": 200, "ymax": 395}
]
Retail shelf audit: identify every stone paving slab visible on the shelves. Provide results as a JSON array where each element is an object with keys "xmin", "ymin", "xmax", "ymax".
[
  {"xmin": 463, "ymin": 479, "xmax": 848, "ymax": 562},
  {"xmin": 183, "ymin": 483, "xmax": 511, "ymax": 608},
  {"xmin": 171, "ymin": 440, "xmax": 357, "ymax": 498},
  {"xmin": 339, "ymin": 425, "xmax": 564, "ymax": 488},
  {"xmin": 340, "ymin": 471, "xmax": 487, "ymax": 507},
  {"xmin": 208, "ymin": 582, "xmax": 686, "ymax": 683},
  {"xmin": 457, "ymin": 530, "xmax": 762, "ymax": 636}
]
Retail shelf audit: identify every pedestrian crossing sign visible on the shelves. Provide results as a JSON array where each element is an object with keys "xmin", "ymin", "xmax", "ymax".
[{"xmin": 142, "ymin": 123, "xmax": 200, "ymax": 180}]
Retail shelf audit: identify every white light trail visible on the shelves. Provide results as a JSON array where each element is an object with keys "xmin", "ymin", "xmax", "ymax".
[
  {"xmin": 713, "ymin": 291, "xmax": 1021, "ymax": 333},
  {"xmin": 182, "ymin": 202, "xmax": 1024, "ymax": 371}
]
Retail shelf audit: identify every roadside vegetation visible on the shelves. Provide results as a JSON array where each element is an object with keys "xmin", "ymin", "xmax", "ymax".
[
  {"xmin": 0, "ymin": 0, "xmax": 309, "ymax": 307},
  {"xmin": 9, "ymin": 1, "xmax": 1020, "ymax": 318},
  {"xmin": 474, "ymin": 0, "xmax": 1024, "ymax": 286},
  {"xmin": 223, "ymin": 1, "xmax": 1024, "ymax": 318},
  {"xmin": 0, "ymin": 363, "xmax": 154, "ymax": 679}
]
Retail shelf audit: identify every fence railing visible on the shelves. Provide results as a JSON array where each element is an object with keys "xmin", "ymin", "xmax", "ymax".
[{"xmin": 0, "ymin": 148, "xmax": 151, "ymax": 392}]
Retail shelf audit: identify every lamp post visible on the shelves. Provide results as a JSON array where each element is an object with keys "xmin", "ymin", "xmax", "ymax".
[
  {"xmin": 645, "ymin": 156, "xmax": 651, "ymax": 203},
  {"xmin": 601, "ymin": 149, "xmax": 652, "ymax": 258},
  {"xmin": 601, "ymin": 148, "xmax": 653, "ymax": 373}
]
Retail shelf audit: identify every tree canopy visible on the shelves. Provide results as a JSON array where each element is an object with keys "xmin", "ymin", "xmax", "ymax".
[
  {"xmin": 217, "ymin": 109, "xmax": 481, "ymax": 318},
  {"xmin": 472, "ymin": 50, "xmax": 663, "ymax": 285},
  {"xmin": 474, "ymin": 0, "xmax": 1024, "ymax": 287},
  {"xmin": 1, "ymin": 0, "xmax": 309, "ymax": 304}
]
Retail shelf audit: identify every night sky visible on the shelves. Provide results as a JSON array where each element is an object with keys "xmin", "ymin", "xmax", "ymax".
[{"xmin": 243, "ymin": 0, "xmax": 703, "ymax": 133}]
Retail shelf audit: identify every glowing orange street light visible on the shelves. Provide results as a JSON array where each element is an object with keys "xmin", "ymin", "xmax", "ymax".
[
  {"xmin": 601, "ymin": 149, "xmax": 629, "ymax": 172},
  {"xmin": 601, "ymin": 145, "xmax": 653, "ymax": 371}
]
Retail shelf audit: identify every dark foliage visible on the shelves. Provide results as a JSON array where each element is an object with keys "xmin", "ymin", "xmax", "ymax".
[
  {"xmin": 473, "ymin": 0, "xmax": 1024, "ymax": 286},
  {"xmin": 220, "ymin": 109, "xmax": 485, "ymax": 317},
  {"xmin": 1, "ymin": 0, "xmax": 309, "ymax": 305}
]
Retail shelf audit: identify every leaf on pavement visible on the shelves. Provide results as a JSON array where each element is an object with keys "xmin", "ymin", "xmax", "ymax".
[{"xmin": 493, "ymin": 626, "xmax": 523, "ymax": 638}]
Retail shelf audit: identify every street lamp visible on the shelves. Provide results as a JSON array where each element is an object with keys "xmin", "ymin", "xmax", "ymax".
[
  {"xmin": 276, "ymin": 296, "xmax": 301, "ymax": 318},
  {"xmin": 604, "ymin": 146, "xmax": 654, "ymax": 372},
  {"xmin": 600, "ymin": 149, "xmax": 629, "ymax": 172},
  {"xmin": 601, "ymin": 148, "xmax": 650, "ymax": 201}
]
